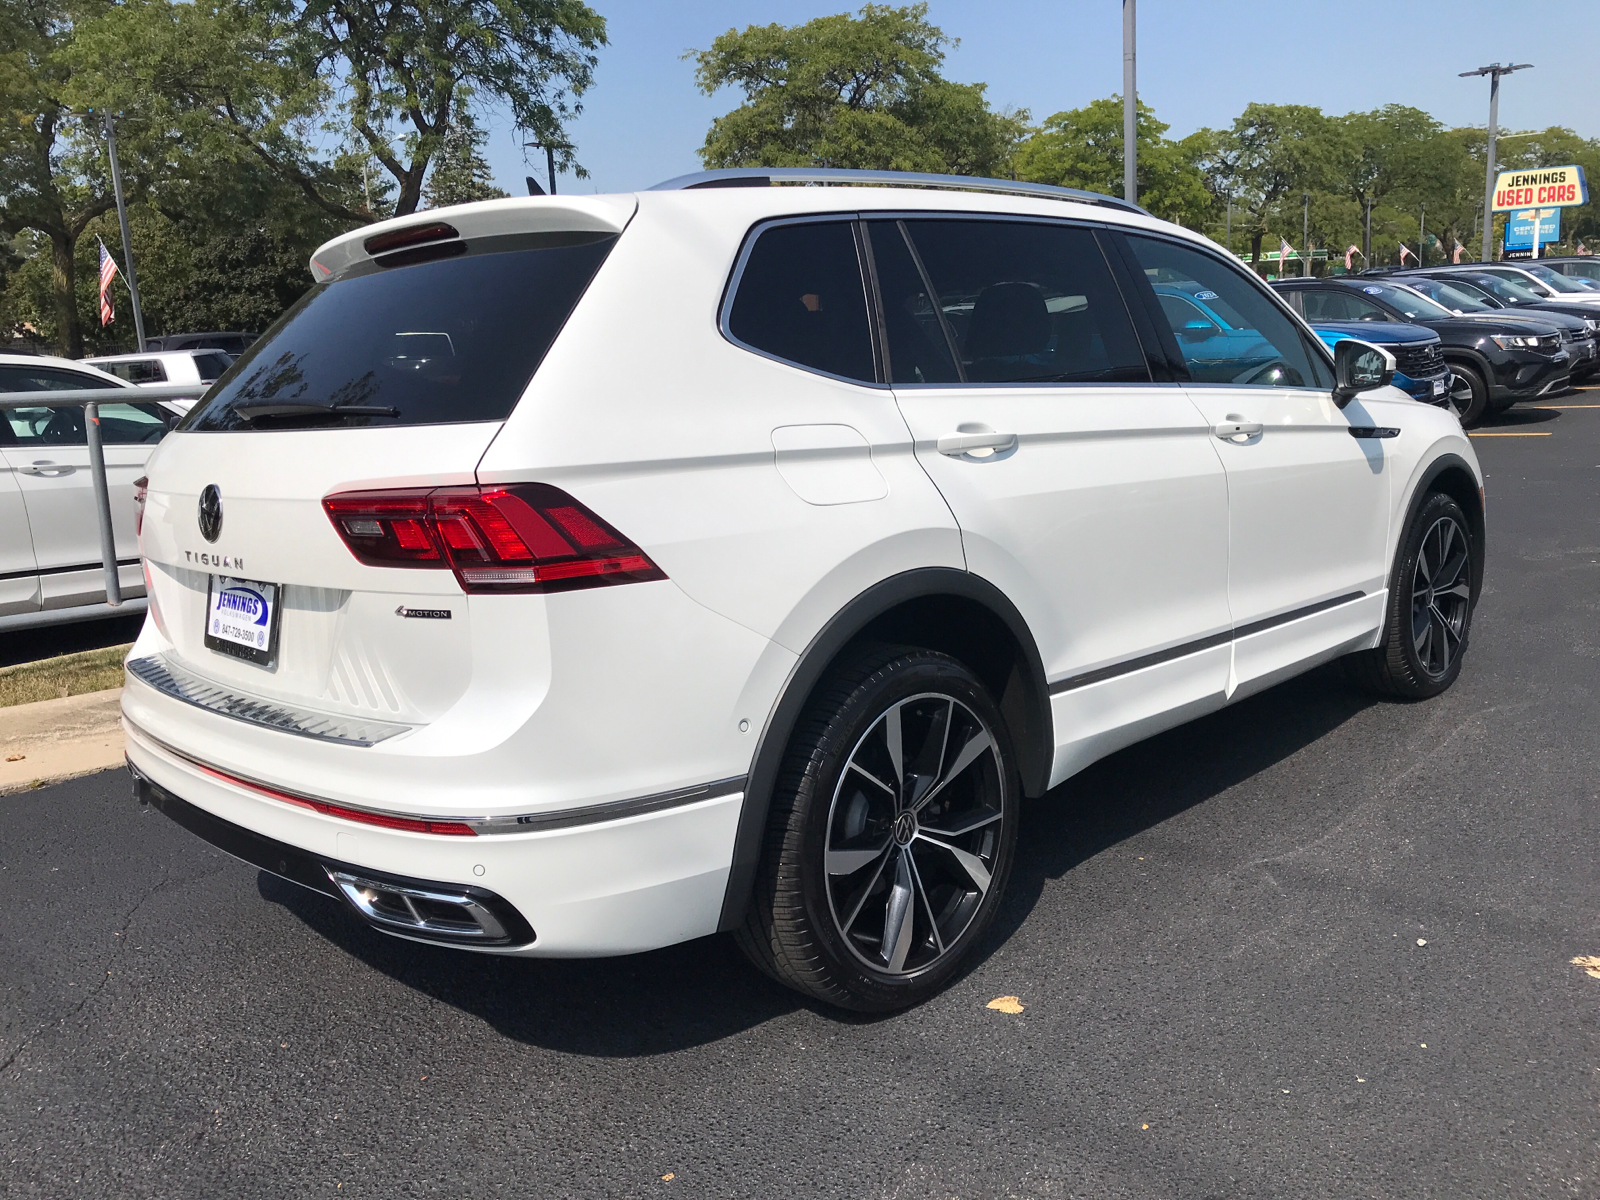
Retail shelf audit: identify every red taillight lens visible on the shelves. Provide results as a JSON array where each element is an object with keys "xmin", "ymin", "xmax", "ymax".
[
  {"xmin": 322, "ymin": 484, "xmax": 666, "ymax": 594},
  {"xmin": 133, "ymin": 475, "xmax": 148, "ymax": 537}
]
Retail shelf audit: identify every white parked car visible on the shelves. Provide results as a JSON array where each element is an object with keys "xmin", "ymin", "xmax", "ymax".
[
  {"xmin": 0, "ymin": 354, "xmax": 178, "ymax": 630},
  {"xmin": 124, "ymin": 172, "xmax": 1484, "ymax": 1010},
  {"xmin": 82, "ymin": 349, "xmax": 233, "ymax": 411}
]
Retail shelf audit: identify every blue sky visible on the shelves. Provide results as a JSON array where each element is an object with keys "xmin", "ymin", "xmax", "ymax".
[{"xmin": 478, "ymin": 0, "xmax": 1600, "ymax": 196}]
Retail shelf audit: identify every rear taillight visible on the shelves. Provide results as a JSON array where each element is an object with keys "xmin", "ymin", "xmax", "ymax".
[
  {"xmin": 322, "ymin": 485, "xmax": 666, "ymax": 594},
  {"xmin": 133, "ymin": 475, "xmax": 148, "ymax": 537}
]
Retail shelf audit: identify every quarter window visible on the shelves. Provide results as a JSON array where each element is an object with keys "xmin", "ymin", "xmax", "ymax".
[
  {"xmin": 727, "ymin": 220, "xmax": 875, "ymax": 383},
  {"xmin": 1123, "ymin": 235, "xmax": 1332, "ymax": 388},
  {"xmin": 897, "ymin": 219, "xmax": 1148, "ymax": 384}
]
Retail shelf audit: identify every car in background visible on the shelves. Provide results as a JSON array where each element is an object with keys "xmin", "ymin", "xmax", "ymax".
[
  {"xmin": 143, "ymin": 331, "xmax": 258, "ymax": 355},
  {"xmin": 1470, "ymin": 263, "xmax": 1600, "ymax": 306},
  {"xmin": 1272, "ymin": 276, "xmax": 1570, "ymax": 424},
  {"xmin": 1393, "ymin": 271, "xmax": 1598, "ymax": 383},
  {"xmin": 1298, "ymin": 319, "xmax": 1455, "ymax": 410},
  {"xmin": 0, "ymin": 353, "xmax": 179, "ymax": 630},
  {"xmin": 1530, "ymin": 256, "xmax": 1600, "ymax": 286},
  {"xmin": 81, "ymin": 349, "xmax": 232, "ymax": 412}
]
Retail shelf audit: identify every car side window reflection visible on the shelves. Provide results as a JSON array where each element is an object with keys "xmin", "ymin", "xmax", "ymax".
[{"xmin": 1123, "ymin": 235, "xmax": 1333, "ymax": 389}]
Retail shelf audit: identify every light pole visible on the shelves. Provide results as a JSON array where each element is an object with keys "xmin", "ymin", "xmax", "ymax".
[
  {"xmin": 1364, "ymin": 196, "xmax": 1373, "ymax": 267},
  {"xmin": 1226, "ymin": 195, "xmax": 1232, "ymax": 254},
  {"xmin": 1302, "ymin": 192, "xmax": 1311, "ymax": 277},
  {"xmin": 1460, "ymin": 62, "xmax": 1532, "ymax": 263},
  {"xmin": 89, "ymin": 110, "xmax": 147, "ymax": 351},
  {"xmin": 1123, "ymin": 0, "xmax": 1136, "ymax": 207},
  {"xmin": 523, "ymin": 140, "xmax": 559, "ymax": 195},
  {"xmin": 1419, "ymin": 203, "xmax": 1426, "ymax": 267}
]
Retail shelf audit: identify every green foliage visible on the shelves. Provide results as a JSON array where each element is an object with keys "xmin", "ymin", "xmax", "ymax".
[
  {"xmin": 1013, "ymin": 97, "xmax": 1213, "ymax": 226},
  {"xmin": 422, "ymin": 115, "xmax": 509, "ymax": 209},
  {"xmin": 692, "ymin": 4, "xmax": 1027, "ymax": 176}
]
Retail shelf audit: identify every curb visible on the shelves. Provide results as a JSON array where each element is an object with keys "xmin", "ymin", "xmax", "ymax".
[{"xmin": 0, "ymin": 688, "xmax": 125, "ymax": 795}]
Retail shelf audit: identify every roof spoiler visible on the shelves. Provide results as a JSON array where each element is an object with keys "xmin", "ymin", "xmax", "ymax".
[{"xmin": 648, "ymin": 168, "xmax": 1150, "ymax": 216}]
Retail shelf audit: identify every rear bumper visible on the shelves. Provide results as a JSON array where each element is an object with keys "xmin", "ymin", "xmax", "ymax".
[{"xmin": 125, "ymin": 718, "xmax": 744, "ymax": 956}]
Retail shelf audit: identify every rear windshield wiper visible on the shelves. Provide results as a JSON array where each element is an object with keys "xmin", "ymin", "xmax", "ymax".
[{"xmin": 232, "ymin": 402, "xmax": 400, "ymax": 423}]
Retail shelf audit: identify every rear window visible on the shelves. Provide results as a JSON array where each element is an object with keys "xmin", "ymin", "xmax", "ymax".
[{"xmin": 181, "ymin": 233, "xmax": 616, "ymax": 431}]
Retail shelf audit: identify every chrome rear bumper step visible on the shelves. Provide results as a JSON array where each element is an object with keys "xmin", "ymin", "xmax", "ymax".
[{"xmin": 126, "ymin": 653, "xmax": 413, "ymax": 746}]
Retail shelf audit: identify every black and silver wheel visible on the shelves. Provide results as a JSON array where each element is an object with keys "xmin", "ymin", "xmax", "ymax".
[
  {"xmin": 736, "ymin": 647, "xmax": 1019, "ymax": 1011},
  {"xmin": 1448, "ymin": 363, "xmax": 1490, "ymax": 427},
  {"xmin": 1344, "ymin": 491, "xmax": 1477, "ymax": 699}
]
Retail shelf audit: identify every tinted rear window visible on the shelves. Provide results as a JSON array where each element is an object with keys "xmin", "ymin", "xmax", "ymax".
[{"xmin": 181, "ymin": 233, "xmax": 616, "ymax": 431}]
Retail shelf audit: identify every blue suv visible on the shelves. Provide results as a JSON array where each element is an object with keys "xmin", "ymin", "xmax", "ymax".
[{"xmin": 1303, "ymin": 321, "xmax": 1455, "ymax": 410}]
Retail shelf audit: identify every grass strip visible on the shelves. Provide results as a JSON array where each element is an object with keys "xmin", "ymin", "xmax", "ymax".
[{"xmin": 0, "ymin": 645, "xmax": 130, "ymax": 709}]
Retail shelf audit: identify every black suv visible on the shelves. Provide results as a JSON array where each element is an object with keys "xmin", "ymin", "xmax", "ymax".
[
  {"xmin": 1392, "ymin": 269, "xmax": 1598, "ymax": 384},
  {"xmin": 1271, "ymin": 277, "xmax": 1570, "ymax": 424}
]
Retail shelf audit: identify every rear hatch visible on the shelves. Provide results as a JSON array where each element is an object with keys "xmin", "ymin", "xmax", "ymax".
[{"xmin": 137, "ymin": 196, "xmax": 636, "ymax": 729}]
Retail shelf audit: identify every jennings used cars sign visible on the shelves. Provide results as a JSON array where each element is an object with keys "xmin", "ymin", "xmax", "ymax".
[{"xmin": 1492, "ymin": 164, "xmax": 1589, "ymax": 211}]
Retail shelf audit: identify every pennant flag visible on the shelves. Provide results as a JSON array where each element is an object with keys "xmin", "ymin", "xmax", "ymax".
[
  {"xmin": 1398, "ymin": 243, "xmax": 1416, "ymax": 264},
  {"xmin": 98, "ymin": 239, "xmax": 118, "ymax": 327}
]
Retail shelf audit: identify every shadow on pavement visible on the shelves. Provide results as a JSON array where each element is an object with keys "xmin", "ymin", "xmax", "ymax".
[
  {"xmin": 264, "ymin": 663, "xmax": 1377, "ymax": 1050},
  {"xmin": 1480, "ymin": 405, "xmax": 1560, "ymax": 428},
  {"xmin": 0, "ymin": 613, "xmax": 144, "ymax": 668}
]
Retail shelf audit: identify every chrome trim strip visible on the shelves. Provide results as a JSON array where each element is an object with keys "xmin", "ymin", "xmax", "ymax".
[
  {"xmin": 1048, "ymin": 592, "xmax": 1367, "ymax": 694},
  {"xmin": 125, "ymin": 653, "xmax": 413, "ymax": 746},
  {"xmin": 124, "ymin": 716, "xmax": 746, "ymax": 835}
]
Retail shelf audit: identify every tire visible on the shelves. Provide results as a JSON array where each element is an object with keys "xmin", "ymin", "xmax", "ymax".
[
  {"xmin": 1343, "ymin": 492, "xmax": 1476, "ymax": 699},
  {"xmin": 735, "ymin": 646, "xmax": 1020, "ymax": 1011},
  {"xmin": 1448, "ymin": 363, "xmax": 1491, "ymax": 427}
]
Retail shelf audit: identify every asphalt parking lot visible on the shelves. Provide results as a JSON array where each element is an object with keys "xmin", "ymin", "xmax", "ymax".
[{"xmin": 3, "ymin": 391, "xmax": 1598, "ymax": 1200}]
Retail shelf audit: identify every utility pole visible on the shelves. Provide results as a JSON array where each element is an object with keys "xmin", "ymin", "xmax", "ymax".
[
  {"xmin": 1460, "ymin": 62, "xmax": 1532, "ymax": 264},
  {"xmin": 1302, "ymin": 193, "xmax": 1311, "ymax": 277},
  {"xmin": 1123, "ymin": 0, "xmax": 1136, "ymax": 207},
  {"xmin": 96, "ymin": 111, "xmax": 146, "ymax": 351}
]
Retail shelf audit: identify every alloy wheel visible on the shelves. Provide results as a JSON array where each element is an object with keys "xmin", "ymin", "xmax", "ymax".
[
  {"xmin": 824, "ymin": 692, "xmax": 1006, "ymax": 976},
  {"xmin": 1410, "ymin": 515, "xmax": 1472, "ymax": 678}
]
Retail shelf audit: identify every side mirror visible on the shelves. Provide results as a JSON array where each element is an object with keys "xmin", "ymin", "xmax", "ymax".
[
  {"xmin": 1332, "ymin": 338, "xmax": 1395, "ymax": 408},
  {"xmin": 1179, "ymin": 318, "xmax": 1218, "ymax": 342}
]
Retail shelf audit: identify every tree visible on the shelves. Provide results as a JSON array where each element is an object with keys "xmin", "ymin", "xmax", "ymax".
[
  {"xmin": 422, "ymin": 113, "xmax": 507, "ymax": 208},
  {"xmin": 1012, "ymin": 97, "xmax": 1214, "ymax": 226},
  {"xmin": 692, "ymin": 4, "xmax": 1027, "ymax": 176},
  {"xmin": 68, "ymin": 0, "xmax": 603, "ymax": 221},
  {"xmin": 1203, "ymin": 103, "xmax": 1339, "ymax": 274},
  {"xmin": 0, "ymin": 0, "xmax": 128, "ymax": 356}
]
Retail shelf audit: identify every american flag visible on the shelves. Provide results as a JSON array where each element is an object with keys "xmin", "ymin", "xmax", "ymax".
[{"xmin": 98, "ymin": 240, "xmax": 118, "ymax": 326}]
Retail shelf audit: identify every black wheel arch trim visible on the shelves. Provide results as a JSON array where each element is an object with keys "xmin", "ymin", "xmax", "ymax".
[
  {"xmin": 1439, "ymin": 347, "xmax": 1506, "ymax": 399},
  {"xmin": 717, "ymin": 567, "xmax": 1051, "ymax": 931}
]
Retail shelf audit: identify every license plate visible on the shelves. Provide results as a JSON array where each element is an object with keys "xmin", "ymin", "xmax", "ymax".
[
  {"xmin": 204, "ymin": 575, "xmax": 282, "ymax": 666},
  {"xmin": 1432, "ymin": 378, "xmax": 1446, "ymax": 396}
]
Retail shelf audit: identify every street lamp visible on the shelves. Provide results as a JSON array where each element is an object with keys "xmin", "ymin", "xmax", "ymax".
[
  {"xmin": 1460, "ymin": 62, "xmax": 1533, "ymax": 263},
  {"xmin": 1123, "ymin": 0, "xmax": 1137, "ymax": 207},
  {"xmin": 523, "ymin": 140, "xmax": 563, "ymax": 195}
]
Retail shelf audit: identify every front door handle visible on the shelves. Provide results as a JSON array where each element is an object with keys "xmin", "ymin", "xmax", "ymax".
[
  {"xmin": 19, "ymin": 460, "xmax": 75, "ymax": 476},
  {"xmin": 1213, "ymin": 421, "xmax": 1264, "ymax": 442},
  {"xmin": 937, "ymin": 430, "xmax": 1017, "ymax": 456}
]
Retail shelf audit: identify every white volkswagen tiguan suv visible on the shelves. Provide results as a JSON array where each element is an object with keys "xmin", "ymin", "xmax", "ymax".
[{"xmin": 124, "ymin": 170, "xmax": 1484, "ymax": 1010}]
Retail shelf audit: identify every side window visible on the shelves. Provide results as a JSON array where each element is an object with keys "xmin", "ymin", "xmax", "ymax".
[
  {"xmin": 103, "ymin": 359, "xmax": 167, "ymax": 384},
  {"xmin": 0, "ymin": 366, "xmax": 103, "ymax": 446},
  {"xmin": 1301, "ymin": 289, "xmax": 1387, "ymax": 323},
  {"xmin": 901, "ymin": 219, "xmax": 1148, "ymax": 384},
  {"xmin": 99, "ymin": 403, "xmax": 172, "ymax": 444},
  {"xmin": 193, "ymin": 352, "xmax": 233, "ymax": 381},
  {"xmin": 726, "ymin": 220, "xmax": 875, "ymax": 383},
  {"xmin": 1123, "ymin": 234, "xmax": 1332, "ymax": 389},
  {"xmin": 865, "ymin": 221, "xmax": 959, "ymax": 384}
]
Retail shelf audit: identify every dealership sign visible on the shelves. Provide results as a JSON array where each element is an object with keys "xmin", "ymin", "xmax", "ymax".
[
  {"xmin": 1503, "ymin": 207, "xmax": 1561, "ymax": 253},
  {"xmin": 1492, "ymin": 164, "xmax": 1588, "ymax": 211}
]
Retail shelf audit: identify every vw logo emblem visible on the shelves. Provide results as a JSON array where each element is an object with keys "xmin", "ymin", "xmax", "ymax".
[{"xmin": 197, "ymin": 484, "xmax": 223, "ymax": 543}]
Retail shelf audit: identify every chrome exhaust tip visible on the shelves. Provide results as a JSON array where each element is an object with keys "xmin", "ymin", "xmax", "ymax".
[{"xmin": 328, "ymin": 869, "xmax": 510, "ymax": 943}]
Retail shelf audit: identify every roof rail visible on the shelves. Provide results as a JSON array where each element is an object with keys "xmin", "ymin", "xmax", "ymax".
[{"xmin": 648, "ymin": 167, "xmax": 1149, "ymax": 216}]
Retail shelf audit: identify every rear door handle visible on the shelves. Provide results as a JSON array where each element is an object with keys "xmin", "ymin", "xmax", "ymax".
[
  {"xmin": 1213, "ymin": 421, "xmax": 1263, "ymax": 442},
  {"xmin": 937, "ymin": 430, "xmax": 1017, "ymax": 456}
]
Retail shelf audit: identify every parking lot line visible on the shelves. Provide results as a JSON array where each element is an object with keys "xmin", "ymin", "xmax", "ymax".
[
  {"xmin": 1468, "ymin": 431, "xmax": 1553, "ymax": 437},
  {"xmin": 1530, "ymin": 404, "xmax": 1600, "ymax": 409}
]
